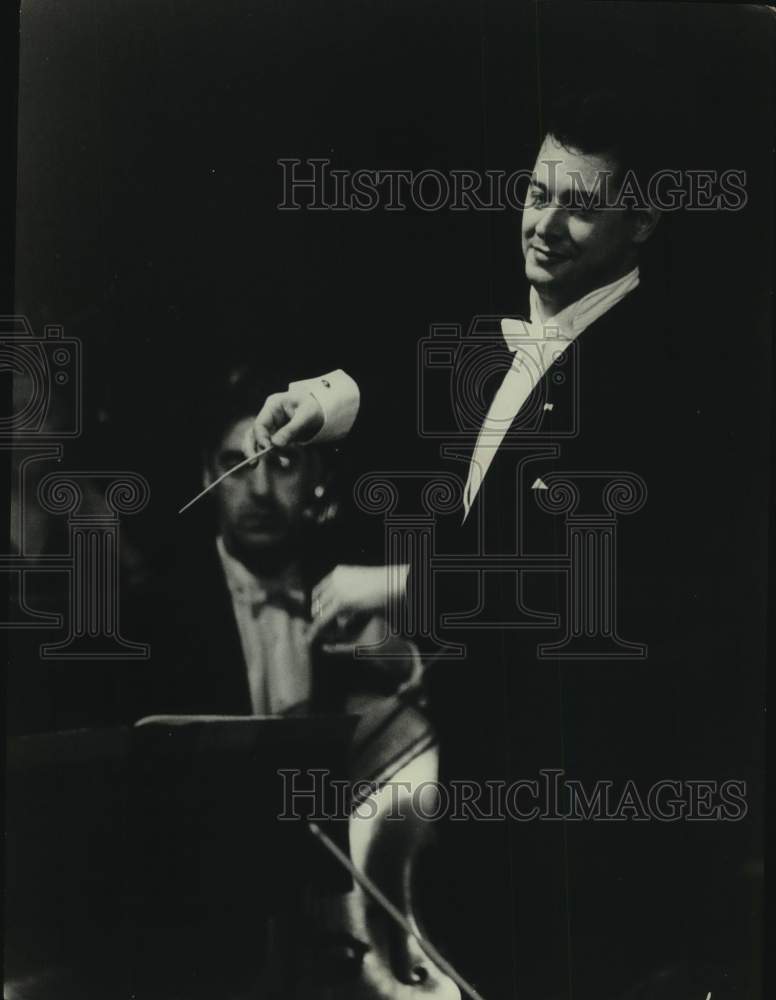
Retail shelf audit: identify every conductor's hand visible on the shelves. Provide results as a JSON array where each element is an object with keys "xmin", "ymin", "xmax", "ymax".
[{"xmin": 242, "ymin": 390, "xmax": 324, "ymax": 455}]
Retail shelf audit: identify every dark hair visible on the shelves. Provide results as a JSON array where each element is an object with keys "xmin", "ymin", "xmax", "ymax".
[
  {"xmin": 200, "ymin": 363, "xmax": 286, "ymax": 461},
  {"xmin": 543, "ymin": 90, "xmax": 660, "ymax": 190}
]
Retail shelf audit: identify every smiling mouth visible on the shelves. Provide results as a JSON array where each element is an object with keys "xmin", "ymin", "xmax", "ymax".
[{"xmin": 530, "ymin": 244, "xmax": 568, "ymax": 262}]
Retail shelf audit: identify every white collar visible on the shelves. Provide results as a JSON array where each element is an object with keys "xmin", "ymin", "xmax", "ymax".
[
  {"xmin": 500, "ymin": 267, "xmax": 640, "ymax": 350},
  {"xmin": 528, "ymin": 266, "xmax": 639, "ymax": 338}
]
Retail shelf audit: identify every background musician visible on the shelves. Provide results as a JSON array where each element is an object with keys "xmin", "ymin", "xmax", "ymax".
[{"xmin": 127, "ymin": 362, "xmax": 461, "ymax": 998}]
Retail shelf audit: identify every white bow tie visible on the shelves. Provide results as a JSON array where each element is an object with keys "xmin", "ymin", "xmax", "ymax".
[{"xmin": 500, "ymin": 316, "xmax": 573, "ymax": 379}]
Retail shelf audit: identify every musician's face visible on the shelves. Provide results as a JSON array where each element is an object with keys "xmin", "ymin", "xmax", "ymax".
[
  {"xmin": 522, "ymin": 134, "xmax": 650, "ymax": 313},
  {"xmin": 208, "ymin": 416, "xmax": 319, "ymax": 559}
]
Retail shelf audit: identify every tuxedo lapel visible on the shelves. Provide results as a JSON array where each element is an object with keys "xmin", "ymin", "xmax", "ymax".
[
  {"xmin": 463, "ymin": 289, "xmax": 658, "ymax": 560},
  {"xmin": 495, "ymin": 288, "xmax": 658, "ymax": 471}
]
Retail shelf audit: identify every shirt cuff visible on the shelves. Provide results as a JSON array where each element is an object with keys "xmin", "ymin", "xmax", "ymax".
[{"xmin": 288, "ymin": 370, "xmax": 360, "ymax": 443}]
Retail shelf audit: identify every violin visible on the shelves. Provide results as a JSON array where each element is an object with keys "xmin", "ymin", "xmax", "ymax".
[{"xmin": 260, "ymin": 630, "xmax": 483, "ymax": 1000}]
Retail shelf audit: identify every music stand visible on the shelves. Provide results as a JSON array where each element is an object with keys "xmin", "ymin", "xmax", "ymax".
[{"xmin": 5, "ymin": 715, "xmax": 357, "ymax": 999}]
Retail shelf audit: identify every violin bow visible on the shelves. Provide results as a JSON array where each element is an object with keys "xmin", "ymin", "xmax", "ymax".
[
  {"xmin": 308, "ymin": 821, "xmax": 488, "ymax": 1000},
  {"xmin": 178, "ymin": 445, "xmax": 274, "ymax": 514}
]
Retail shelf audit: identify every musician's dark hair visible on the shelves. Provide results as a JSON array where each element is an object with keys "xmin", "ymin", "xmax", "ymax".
[
  {"xmin": 543, "ymin": 89, "xmax": 660, "ymax": 190},
  {"xmin": 200, "ymin": 363, "xmax": 287, "ymax": 462},
  {"xmin": 199, "ymin": 361, "xmax": 339, "ymax": 490}
]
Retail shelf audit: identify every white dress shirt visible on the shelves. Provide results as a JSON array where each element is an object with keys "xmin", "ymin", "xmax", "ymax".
[{"xmin": 216, "ymin": 537, "xmax": 311, "ymax": 715}]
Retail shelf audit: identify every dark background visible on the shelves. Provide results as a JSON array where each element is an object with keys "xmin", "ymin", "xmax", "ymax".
[
  {"xmin": 9, "ymin": 1, "xmax": 772, "ymax": 997},
  {"xmin": 14, "ymin": 1, "xmax": 772, "ymax": 556}
]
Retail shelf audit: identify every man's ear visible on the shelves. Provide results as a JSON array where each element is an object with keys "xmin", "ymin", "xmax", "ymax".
[
  {"xmin": 303, "ymin": 448, "xmax": 339, "ymax": 524},
  {"xmin": 632, "ymin": 205, "xmax": 661, "ymax": 245}
]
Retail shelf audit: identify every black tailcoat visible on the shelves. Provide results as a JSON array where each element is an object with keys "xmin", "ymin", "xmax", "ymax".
[{"xmin": 406, "ymin": 286, "xmax": 758, "ymax": 997}]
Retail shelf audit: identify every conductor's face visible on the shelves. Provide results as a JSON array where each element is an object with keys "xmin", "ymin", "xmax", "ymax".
[
  {"xmin": 208, "ymin": 416, "xmax": 318, "ymax": 560},
  {"xmin": 522, "ymin": 133, "xmax": 645, "ymax": 314}
]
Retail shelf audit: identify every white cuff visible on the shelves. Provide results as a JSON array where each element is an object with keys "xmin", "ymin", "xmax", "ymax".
[{"xmin": 288, "ymin": 369, "xmax": 360, "ymax": 443}]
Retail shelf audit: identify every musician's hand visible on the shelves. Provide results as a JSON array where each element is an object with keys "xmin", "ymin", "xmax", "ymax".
[
  {"xmin": 242, "ymin": 391, "xmax": 325, "ymax": 456},
  {"xmin": 307, "ymin": 564, "xmax": 410, "ymax": 646}
]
